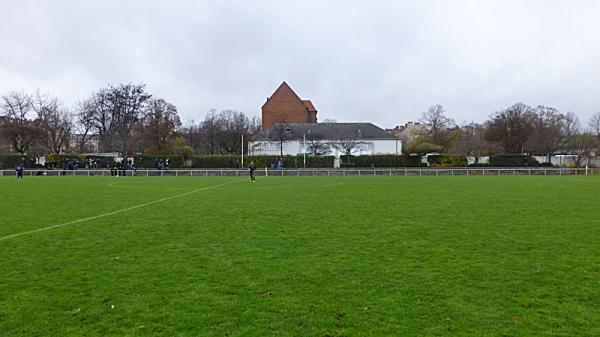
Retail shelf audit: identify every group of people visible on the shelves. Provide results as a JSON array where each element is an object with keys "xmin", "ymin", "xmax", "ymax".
[
  {"xmin": 154, "ymin": 158, "xmax": 170, "ymax": 170},
  {"xmin": 247, "ymin": 157, "xmax": 285, "ymax": 182},
  {"xmin": 111, "ymin": 159, "xmax": 136, "ymax": 177},
  {"xmin": 269, "ymin": 158, "xmax": 284, "ymax": 171}
]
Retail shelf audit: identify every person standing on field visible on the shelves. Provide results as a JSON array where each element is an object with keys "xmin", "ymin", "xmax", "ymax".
[
  {"xmin": 15, "ymin": 163, "xmax": 24, "ymax": 181},
  {"xmin": 248, "ymin": 161, "xmax": 256, "ymax": 182}
]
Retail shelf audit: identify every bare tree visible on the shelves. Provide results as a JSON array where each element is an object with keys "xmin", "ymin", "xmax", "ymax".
[
  {"xmin": 0, "ymin": 91, "xmax": 39, "ymax": 155},
  {"xmin": 525, "ymin": 105, "xmax": 566, "ymax": 159},
  {"xmin": 453, "ymin": 122, "xmax": 491, "ymax": 164},
  {"xmin": 484, "ymin": 103, "xmax": 534, "ymax": 154},
  {"xmin": 199, "ymin": 110, "xmax": 220, "ymax": 155},
  {"xmin": 138, "ymin": 99, "xmax": 181, "ymax": 154},
  {"xmin": 82, "ymin": 83, "xmax": 151, "ymax": 154},
  {"xmin": 180, "ymin": 120, "xmax": 202, "ymax": 154},
  {"xmin": 74, "ymin": 100, "xmax": 96, "ymax": 153},
  {"xmin": 194, "ymin": 109, "xmax": 261, "ymax": 155},
  {"xmin": 32, "ymin": 91, "xmax": 73, "ymax": 155},
  {"xmin": 589, "ymin": 112, "xmax": 600, "ymax": 137},
  {"xmin": 418, "ymin": 104, "xmax": 456, "ymax": 151},
  {"xmin": 563, "ymin": 112, "xmax": 580, "ymax": 139},
  {"xmin": 270, "ymin": 122, "xmax": 291, "ymax": 157},
  {"xmin": 306, "ymin": 132, "xmax": 330, "ymax": 155},
  {"xmin": 215, "ymin": 110, "xmax": 260, "ymax": 155},
  {"xmin": 331, "ymin": 128, "xmax": 364, "ymax": 163},
  {"xmin": 111, "ymin": 84, "xmax": 152, "ymax": 155},
  {"xmin": 569, "ymin": 132, "xmax": 598, "ymax": 167}
]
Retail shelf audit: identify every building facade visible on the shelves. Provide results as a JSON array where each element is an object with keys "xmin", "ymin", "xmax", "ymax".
[{"xmin": 249, "ymin": 122, "xmax": 402, "ymax": 167}]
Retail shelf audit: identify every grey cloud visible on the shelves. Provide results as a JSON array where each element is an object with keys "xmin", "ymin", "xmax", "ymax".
[{"xmin": 1, "ymin": 0, "xmax": 599, "ymax": 128}]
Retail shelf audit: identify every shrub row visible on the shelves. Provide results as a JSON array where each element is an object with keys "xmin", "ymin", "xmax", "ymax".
[
  {"xmin": 134, "ymin": 155, "xmax": 185, "ymax": 169},
  {"xmin": 340, "ymin": 155, "xmax": 423, "ymax": 168},
  {"xmin": 0, "ymin": 155, "xmax": 33, "ymax": 169},
  {"xmin": 44, "ymin": 154, "xmax": 118, "ymax": 169},
  {"xmin": 427, "ymin": 155, "xmax": 468, "ymax": 167},
  {"xmin": 134, "ymin": 155, "xmax": 335, "ymax": 169},
  {"xmin": 488, "ymin": 155, "xmax": 542, "ymax": 167},
  {"xmin": 1, "ymin": 153, "xmax": 556, "ymax": 169}
]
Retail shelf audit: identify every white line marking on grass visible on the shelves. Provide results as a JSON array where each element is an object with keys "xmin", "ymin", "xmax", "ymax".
[{"xmin": 0, "ymin": 179, "xmax": 244, "ymax": 242}]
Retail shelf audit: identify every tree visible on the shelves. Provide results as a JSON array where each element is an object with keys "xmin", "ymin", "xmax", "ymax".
[
  {"xmin": 82, "ymin": 83, "xmax": 151, "ymax": 154},
  {"xmin": 525, "ymin": 105, "xmax": 566, "ymax": 158},
  {"xmin": 484, "ymin": 103, "xmax": 534, "ymax": 154},
  {"xmin": 74, "ymin": 100, "xmax": 96, "ymax": 153},
  {"xmin": 199, "ymin": 110, "xmax": 220, "ymax": 155},
  {"xmin": 110, "ymin": 84, "xmax": 152, "ymax": 155},
  {"xmin": 568, "ymin": 132, "xmax": 598, "ymax": 167},
  {"xmin": 32, "ymin": 91, "xmax": 73, "ymax": 155},
  {"xmin": 453, "ymin": 122, "xmax": 491, "ymax": 163},
  {"xmin": 138, "ymin": 99, "xmax": 181, "ymax": 154},
  {"xmin": 194, "ymin": 110, "xmax": 261, "ymax": 155},
  {"xmin": 331, "ymin": 128, "xmax": 364, "ymax": 163},
  {"xmin": 588, "ymin": 112, "xmax": 600, "ymax": 137},
  {"xmin": 0, "ymin": 91, "xmax": 39, "ymax": 155},
  {"xmin": 563, "ymin": 112, "xmax": 580, "ymax": 140},
  {"xmin": 305, "ymin": 132, "xmax": 330, "ymax": 155},
  {"xmin": 180, "ymin": 120, "xmax": 202, "ymax": 154},
  {"xmin": 270, "ymin": 122, "xmax": 291, "ymax": 157},
  {"xmin": 404, "ymin": 140, "xmax": 443, "ymax": 156},
  {"xmin": 214, "ymin": 110, "xmax": 260, "ymax": 155},
  {"xmin": 418, "ymin": 104, "xmax": 456, "ymax": 151}
]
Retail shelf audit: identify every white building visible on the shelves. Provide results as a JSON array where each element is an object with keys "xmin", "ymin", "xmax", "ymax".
[{"xmin": 249, "ymin": 122, "xmax": 402, "ymax": 167}]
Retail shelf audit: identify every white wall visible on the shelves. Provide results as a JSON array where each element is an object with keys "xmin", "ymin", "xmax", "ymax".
[{"xmin": 249, "ymin": 139, "xmax": 402, "ymax": 157}]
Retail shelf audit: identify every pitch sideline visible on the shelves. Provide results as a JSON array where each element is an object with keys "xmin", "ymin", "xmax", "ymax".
[{"xmin": 0, "ymin": 179, "xmax": 244, "ymax": 242}]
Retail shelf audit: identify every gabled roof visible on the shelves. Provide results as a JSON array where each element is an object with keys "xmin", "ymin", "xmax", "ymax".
[
  {"xmin": 254, "ymin": 123, "xmax": 400, "ymax": 141},
  {"xmin": 302, "ymin": 100, "xmax": 317, "ymax": 112},
  {"xmin": 261, "ymin": 81, "xmax": 304, "ymax": 109}
]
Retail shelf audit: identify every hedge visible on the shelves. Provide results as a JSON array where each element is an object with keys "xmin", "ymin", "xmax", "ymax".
[
  {"xmin": 134, "ymin": 155, "xmax": 186, "ymax": 169},
  {"xmin": 45, "ymin": 155, "xmax": 117, "ymax": 169},
  {"xmin": 0, "ymin": 155, "xmax": 33, "ymax": 169},
  {"xmin": 134, "ymin": 154, "xmax": 335, "ymax": 169},
  {"xmin": 428, "ymin": 155, "xmax": 468, "ymax": 167},
  {"xmin": 489, "ymin": 155, "xmax": 542, "ymax": 167},
  {"xmin": 340, "ymin": 155, "xmax": 423, "ymax": 168}
]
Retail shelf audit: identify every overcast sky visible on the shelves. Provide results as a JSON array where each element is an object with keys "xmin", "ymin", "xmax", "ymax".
[{"xmin": 1, "ymin": 0, "xmax": 600, "ymax": 128}]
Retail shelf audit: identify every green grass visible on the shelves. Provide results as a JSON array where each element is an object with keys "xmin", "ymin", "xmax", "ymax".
[{"xmin": 1, "ymin": 175, "xmax": 600, "ymax": 336}]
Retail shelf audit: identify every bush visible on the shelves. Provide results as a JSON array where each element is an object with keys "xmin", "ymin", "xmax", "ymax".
[
  {"xmin": 135, "ymin": 155, "xmax": 335, "ymax": 169},
  {"xmin": 190, "ymin": 156, "xmax": 240, "ymax": 168},
  {"xmin": 428, "ymin": 155, "xmax": 468, "ymax": 167},
  {"xmin": 0, "ymin": 155, "xmax": 31, "ymax": 169},
  {"xmin": 489, "ymin": 155, "xmax": 541, "ymax": 167},
  {"xmin": 340, "ymin": 155, "xmax": 423, "ymax": 167},
  {"xmin": 44, "ymin": 154, "xmax": 119, "ymax": 169}
]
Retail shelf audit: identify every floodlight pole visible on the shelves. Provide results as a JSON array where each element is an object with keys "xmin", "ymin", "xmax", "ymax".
[
  {"xmin": 241, "ymin": 134, "xmax": 244, "ymax": 168},
  {"xmin": 303, "ymin": 133, "xmax": 306, "ymax": 169}
]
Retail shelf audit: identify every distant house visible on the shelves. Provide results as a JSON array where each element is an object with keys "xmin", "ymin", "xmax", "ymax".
[
  {"xmin": 249, "ymin": 122, "xmax": 402, "ymax": 167},
  {"xmin": 386, "ymin": 121, "xmax": 425, "ymax": 144},
  {"xmin": 69, "ymin": 134, "xmax": 100, "ymax": 153},
  {"xmin": 261, "ymin": 82, "xmax": 317, "ymax": 129}
]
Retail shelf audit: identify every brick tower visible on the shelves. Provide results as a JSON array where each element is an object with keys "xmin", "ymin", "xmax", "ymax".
[{"xmin": 261, "ymin": 82, "xmax": 317, "ymax": 129}]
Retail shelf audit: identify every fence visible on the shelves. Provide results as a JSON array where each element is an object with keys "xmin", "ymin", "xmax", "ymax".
[{"xmin": 1, "ymin": 167, "xmax": 598, "ymax": 177}]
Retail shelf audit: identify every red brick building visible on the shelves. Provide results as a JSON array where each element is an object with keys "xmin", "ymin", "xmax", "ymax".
[{"xmin": 261, "ymin": 82, "xmax": 317, "ymax": 129}]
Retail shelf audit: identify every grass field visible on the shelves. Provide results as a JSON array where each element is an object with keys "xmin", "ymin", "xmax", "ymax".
[{"xmin": 1, "ymin": 175, "xmax": 600, "ymax": 336}]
